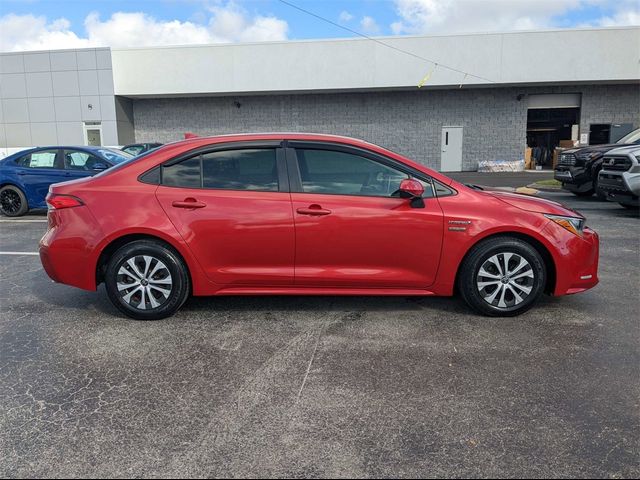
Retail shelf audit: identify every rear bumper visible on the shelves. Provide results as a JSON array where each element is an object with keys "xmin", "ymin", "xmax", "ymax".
[
  {"xmin": 39, "ymin": 206, "xmax": 102, "ymax": 291},
  {"xmin": 543, "ymin": 222, "xmax": 599, "ymax": 296}
]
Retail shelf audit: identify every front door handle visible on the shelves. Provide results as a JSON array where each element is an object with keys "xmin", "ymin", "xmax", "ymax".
[
  {"xmin": 172, "ymin": 198, "xmax": 206, "ymax": 209},
  {"xmin": 297, "ymin": 204, "xmax": 331, "ymax": 216}
]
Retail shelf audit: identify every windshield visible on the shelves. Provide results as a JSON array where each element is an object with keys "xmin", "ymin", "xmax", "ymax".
[
  {"xmin": 617, "ymin": 128, "xmax": 640, "ymax": 145},
  {"xmin": 98, "ymin": 148, "xmax": 134, "ymax": 164}
]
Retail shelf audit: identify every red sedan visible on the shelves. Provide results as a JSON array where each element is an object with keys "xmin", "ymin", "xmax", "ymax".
[{"xmin": 39, "ymin": 134, "xmax": 599, "ymax": 320}]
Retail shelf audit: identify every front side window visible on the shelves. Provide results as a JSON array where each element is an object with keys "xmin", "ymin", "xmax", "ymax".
[
  {"xmin": 17, "ymin": 150, "xmax": 59, "ymax": 169},
  {"xmin": 295, "ymin": 149, "xmax": 432, "ymax": 197}
]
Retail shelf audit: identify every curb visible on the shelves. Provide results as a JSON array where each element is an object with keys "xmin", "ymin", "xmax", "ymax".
[{"xmin": 527, "ymin": 183, "xmax": 562, "ymax": 192}]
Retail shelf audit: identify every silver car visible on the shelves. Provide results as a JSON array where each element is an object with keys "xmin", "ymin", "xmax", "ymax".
[{"xmin": 598, "ymin": 145, "xmax": 640, "ymax": 209}]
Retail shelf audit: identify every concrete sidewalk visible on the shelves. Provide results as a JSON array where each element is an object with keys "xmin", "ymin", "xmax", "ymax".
[{"xmin": 448, "ymin": 170, "xmax": 553, "ymax": 188}]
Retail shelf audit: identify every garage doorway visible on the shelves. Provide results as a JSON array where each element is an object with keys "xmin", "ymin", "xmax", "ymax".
[
  {"xmin": 527, "ymin": 94, "xmax": 580, "ymax": 170},
  {"xmin": 441, "ymin": 126, "xmax": 463, "ymax": 172}
]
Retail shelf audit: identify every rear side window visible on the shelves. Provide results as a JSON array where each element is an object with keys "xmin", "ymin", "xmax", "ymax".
[
  {"xmin": 163, "ymin": 156, "xmax": 201, "ymax": 188},
  {"xmin": 63, "ymin": 150, "xmax": 102, "ymax": 170},
  {"xmin": 295, "ymin": 148, "xmax": 433, "ymax": 197},
  {"xmin": 17, "ymin": 150, "xmax": 58, "ymax": 168},
  {"xmin": 161, "ymin": 148, "xmax": 279, "ymax": 191},
  {"xmin": 202, "ymin": 149, "xmax": 278, "ymax": 191}
]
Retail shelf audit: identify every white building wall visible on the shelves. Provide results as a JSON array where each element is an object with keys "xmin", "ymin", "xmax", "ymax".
[
  {"xmin": 111, "ymin": 27, "xmax": 640, "ymax": 97},
  {"xmin": 0, "ymin": 48, "xmax": 121, "ymax": 156}
]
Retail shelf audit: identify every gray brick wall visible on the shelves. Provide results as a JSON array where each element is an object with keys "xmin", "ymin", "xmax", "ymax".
[{"xmin": 132, "ymin": 84, "xmax": 639, "ymax": 171}]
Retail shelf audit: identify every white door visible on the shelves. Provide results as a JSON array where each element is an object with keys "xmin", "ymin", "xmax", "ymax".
[
  {"xmin": 83, "ymin": 122, "xmax": 102, "ymax": 146},
  {"xmin": 441, "ymin": 126, "xmax": 463, "ymax": 172}
]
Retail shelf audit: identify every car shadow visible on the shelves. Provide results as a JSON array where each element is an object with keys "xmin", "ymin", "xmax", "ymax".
[{"xmin": 30, "ymin": 281, "xmax": 472, "ymax": 320}]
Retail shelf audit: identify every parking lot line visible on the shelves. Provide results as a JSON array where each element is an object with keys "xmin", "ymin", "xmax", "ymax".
[
  {"xmin": 0, "ymin": 252, "xmax": 40, "ymax": 255},
  {"xmin": 0, "ymin": 219, "xmax": 48, "ymax": 223}
]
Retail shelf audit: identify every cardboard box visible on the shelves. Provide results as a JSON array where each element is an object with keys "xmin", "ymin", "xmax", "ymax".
[
  {"xmin": 524, "ymin": 147, "xmax": 533, "ymax": 169},
  {"xmin": 559, "ymin": 139, "xmax": 577, "ymax": 148}
]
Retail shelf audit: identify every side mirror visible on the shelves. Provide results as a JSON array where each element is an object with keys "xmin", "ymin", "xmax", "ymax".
[
  {"xmin": 92, "ymin": 162, "xmax": 109, "ymax": 171},
  {"xmin": 399, "ymin": 179, "xmax": 425, "ymax": 198},
  {"xmin": 398, "ymin": 178, "xmax": 426, "ymax": 208}
]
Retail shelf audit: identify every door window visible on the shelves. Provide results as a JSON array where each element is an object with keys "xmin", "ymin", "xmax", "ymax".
[
  {"xmin": 162, "ymin": 156, "xmax": 201, "ymax": 188},
  {"xmin": 161, "ymin": 149, "xmax": 279, "ymax": 191},
  {"xmin": 202, "ymin": 149, "xmax": 278, "ymax": 191},
  {"xmin": 63, "ymin": 150, "xmax": 102, "ymax": 170},
  {"xmin": 17, "ymin": 150, "xmax": 59, "ymax": 169},
  {"xmin": 295, "ymin": 149, "xmax": 431, "ymax": 197}
]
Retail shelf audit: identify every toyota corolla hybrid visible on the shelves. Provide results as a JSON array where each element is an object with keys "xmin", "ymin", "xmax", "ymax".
[{"xmin": 39, "ymin": 134, "xmax": 599, "ymax": 320}]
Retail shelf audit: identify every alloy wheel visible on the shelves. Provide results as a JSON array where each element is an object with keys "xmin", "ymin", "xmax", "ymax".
[
  {"xmin": 476, "ymin": 252, "xmax": 535, "ymax": 309},
  {"xmin": 116, "ymin": 255, "xmax": 173, "ymax": 310},
  {"xmin": 0, "ymin": 190, "xmax": 21, "ymax": 215}
]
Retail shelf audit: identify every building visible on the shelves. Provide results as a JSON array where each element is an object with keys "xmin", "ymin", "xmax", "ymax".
[{"xmin": 1, "ymin": 26, "xmax": 639, "ymax": 171}]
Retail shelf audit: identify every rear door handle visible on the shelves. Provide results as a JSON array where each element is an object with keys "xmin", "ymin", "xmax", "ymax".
[
  {"xmin": 172, "ymin": 198, "xmax": 206, "ymax": 209},
  {"xmin": 297, "ymin": 205, "xmax": 331, "ymax": 216}
]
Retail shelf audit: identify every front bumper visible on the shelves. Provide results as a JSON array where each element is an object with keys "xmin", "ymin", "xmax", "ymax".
[
  {"xmin": 598, "ymin": 170, "xmax": 640, "ymax": 206},
  {"xmin": 542, "ymin": 222, "xmax": 599, "ymax": 296},
  {"xmin": 555, "ymin": 165, "xmax": 591, "ymax": 189}
]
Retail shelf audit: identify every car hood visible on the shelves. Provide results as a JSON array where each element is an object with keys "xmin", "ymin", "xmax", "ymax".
[
  {"xmin": 562, "ymin": 143, "xmax": 621, "ymax": 155},
  {"xmin": 480, "ymin": 190, "xmax": 583, "ymax": 217}
]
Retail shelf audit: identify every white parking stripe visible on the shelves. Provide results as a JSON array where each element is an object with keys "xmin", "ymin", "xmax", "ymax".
[
  {"xmin": 0, "ymin": 252, "xmax": 40, "ymax": 255},
  {"xmin": 0, "ymin": 219, "xmax": 48, "ymax": 223}
]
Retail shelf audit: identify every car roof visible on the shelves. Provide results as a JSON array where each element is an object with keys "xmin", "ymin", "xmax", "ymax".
[{"xmin": 161, "ymin": 132, "xmax": 384, "ymax": 150}]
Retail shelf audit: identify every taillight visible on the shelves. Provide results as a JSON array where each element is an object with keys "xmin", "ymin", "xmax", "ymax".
[{"xmin": 46, "ymin": 193, "xmax": 84, "ymax": 210}]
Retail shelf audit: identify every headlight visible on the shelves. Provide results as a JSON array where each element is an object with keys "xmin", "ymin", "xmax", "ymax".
[{"xmin": 545, "ymin": 214, "xmax": 585, "ymax": 237}]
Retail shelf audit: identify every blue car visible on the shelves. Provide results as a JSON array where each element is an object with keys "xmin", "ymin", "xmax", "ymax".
[{"xmin": 0, "ymin": 146, "xmax": 133, "ymax": 217}]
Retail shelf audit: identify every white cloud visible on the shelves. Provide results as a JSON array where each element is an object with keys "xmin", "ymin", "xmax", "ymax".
[
  {"xmin": 391, "ymin": 0, "xmax": 577, "ymax": 34},
  {"xmin": 389, "ymin": 0, "xmax": 632, "ymax": 35},
  {"xmin": 339, "ymin": 11, "xmax": 354, "ymax": 22},
  {"xmin": 360, "ymin": 16, "xmax": 380, "ymax": 34},
  {"xmin": 0, "ymin": 2, "xmax": 288, "ymax": 52},
  {"xmin": 0, "ymin": 14, "xmax": 90, "ymax": 51}
]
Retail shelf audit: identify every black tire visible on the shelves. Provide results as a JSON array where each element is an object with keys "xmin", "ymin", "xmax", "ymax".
[
  {"xmin": 593, "ymin": 174, "xmax": 606, "ymax": 201},
  {"xmin": 104, "ymin": 240, "xmax": 190, "ymax": 320},
  {"xmin": 458, "ymin": 237, "xmax": 546, "ymax": 317},
  {"xmin": 572, "ymin": 188, "xmax": 594, "ymax": 197},
  {"xmin": 0, "ymin": 185, "xmax": 28, "ymax": 217}
]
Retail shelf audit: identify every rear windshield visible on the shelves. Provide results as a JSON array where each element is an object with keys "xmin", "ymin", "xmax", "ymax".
[
  {"xmin": 93, "ymin": 146, "xmax": 164, "ymax": 177},
  {"xmin": 98, "ymin": 148, "xmax": 134, "ymax": 164}
]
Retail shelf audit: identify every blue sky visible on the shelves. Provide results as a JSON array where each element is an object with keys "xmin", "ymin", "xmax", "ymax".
[{"xmin": 1, "ymin": 0, "xmax": 638, "ymax": 51}]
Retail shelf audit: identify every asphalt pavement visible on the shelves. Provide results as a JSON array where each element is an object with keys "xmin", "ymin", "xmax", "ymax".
[{"xmin": 0, "ymin": 191, "xmax": 638, "ymax": 478}]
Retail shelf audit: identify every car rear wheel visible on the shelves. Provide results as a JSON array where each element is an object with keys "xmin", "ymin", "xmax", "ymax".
[
  {"xmin": 105, "ymin": 240, "xmax": 190, "ymax": 320},
  {"xmin": 458, "ymin": 237, "xmax": 546, "ymax": 317},
  {"xmin": 0, "ymin": 185, "xmax": 28, "ymax": 217}
]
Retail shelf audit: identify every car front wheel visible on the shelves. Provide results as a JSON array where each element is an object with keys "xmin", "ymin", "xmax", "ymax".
[
  {"xmin": 105, "ymin": 240, "xmax": 190, "ymax": 320},
  {"xmin": 458, "ymin": 237, "xmax": 546, "ymax": 316}
]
